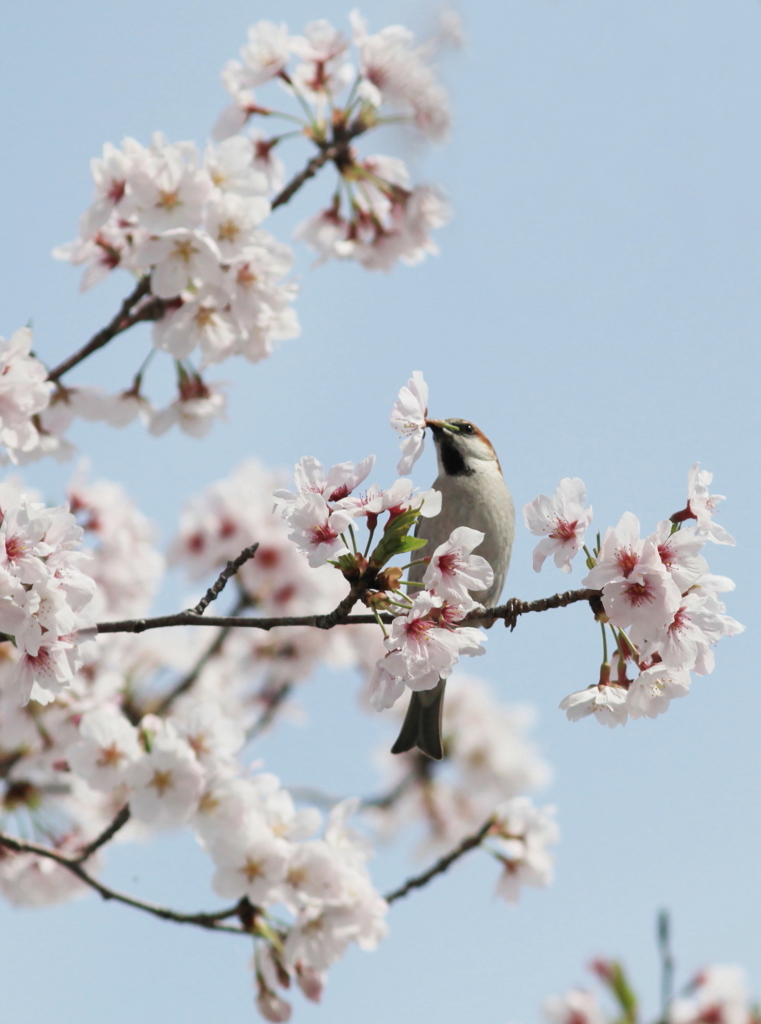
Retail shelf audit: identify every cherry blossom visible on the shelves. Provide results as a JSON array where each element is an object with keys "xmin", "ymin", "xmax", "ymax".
[
  {"xmin": 626, "ymin": 665, "xmax": 691, "ymax": 720},
  {"xmin": 422, "ymin": 526, "xmax": 494, "ymax": 607},
  {"xmin": 390, "ymin": 370, "xmax": 428, "ymax": 474},
  {"xmin": 559, "ymin": 685, "xmax": 629, "ymax": 728},
  {"xmin": 0, "ymin": 328, "xmax": 55, "ymax": 465},
  {"xmin": 492, "ymin": 797, "xmax": 558, "ymax": 904},
  {"xmin": 284, "ymin": 493, "xmax": 354, "ymax": 567},
  {"xmin": 380, "ymin": 592, "xmax": 487, "ymax": 694},
  {"xmin": 350, "ymin": 11, "xmax": 451, "ymax": 140},
  {"xmin": 685, "ymin": 463, "xmax": 735, "ymax": 545},
  {"xmin": 543, "ymin": 989, "xmax": 608, "ymax": 1024},
  {"xmin": 67, "ymin": 708, "xmax": 142, "ymax": 791},
  {"xmin": 127, "ymin": 733, "xmax": 205, "ymax": 827},
  {"xmin": 239, "ymin": 21, "xmax": 292, "ymax": 86},
  {"xmin": 583, "ymin": 513, "xmax": 681, "ymax": 633},
  {"xmin": 523, "ymin": 477, "xmax": 593, "ymax": 573}
]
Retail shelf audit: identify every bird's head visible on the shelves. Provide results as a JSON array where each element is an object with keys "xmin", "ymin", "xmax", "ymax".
[{"xmin": 425, "ymin": 418, "xmax": 501, "ymax": 477}]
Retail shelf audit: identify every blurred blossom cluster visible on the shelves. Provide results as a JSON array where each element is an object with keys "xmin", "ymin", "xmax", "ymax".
[
  {"xmin": 543, "ymin": 958, "xmax": 759, "ymax": 1024},
  {"xmin": 523, "ymin": 467, "xmax": 742, "ymax": 727}
]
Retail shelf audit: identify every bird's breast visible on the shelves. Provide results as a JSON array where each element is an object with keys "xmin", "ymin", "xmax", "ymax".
[{"xmin": 411, "ymin": 468, "xmax": 515, "ymax": 607}]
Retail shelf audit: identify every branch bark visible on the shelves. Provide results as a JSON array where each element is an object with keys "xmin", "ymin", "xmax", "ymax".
[
  {"xmin": 0, "ymin": 830, "xmax": 247, "ymax": 934},
  {"xmin": 384, "ymin": 816, "xmax": 496, "ymax": 904},
  {"xmin": 95, "ymin": 587, "xmax": 601, "ymax": 636},
  {"xmin": 47, "ymin": 276, "xmax": 152, "ymax": 383},
  {"xmin": 73, "ymin": 805, "xmax": 131, "ymax": 864}
]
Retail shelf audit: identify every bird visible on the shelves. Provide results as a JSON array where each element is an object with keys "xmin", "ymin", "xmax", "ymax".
[{"xmin": 391, "ymin": 418, "xmax": 515, "ymax": 760}]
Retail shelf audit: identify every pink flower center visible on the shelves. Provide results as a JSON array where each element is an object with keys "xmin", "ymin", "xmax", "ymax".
[
  {"xmin": 310, "ymin": 522, "xmax": 337, "ymax": 547},
  {"xmin": 615, "ymin": 547, "xmax": 639, "ymax": 578},
  {"xmin": 622, "ymin": 580, "xmax": 655, "ymax": 606},
  {"xmin": 657, "ymin": 542, "xmax": 674, "ymax": 568},
  {"xmin": 404, "ymin": 618, "xmax": 433, "ymax": 641},
  {"xmin": 106, "ymin": 179, "xmax": 126, "ymax": 203},
  {"xmin": 549, "ymin": 517, "xmax": 578, "ymax": 542},
  {"xmin": 5, "ymin": 536, "xmax": 26, "ymax": 562},
  {"xmin": 668, "ymin": 607, "xmax": 688, "ymax": 635},
  {"xmin": 435, "ymin": 551, "xmax": 460, "ymax": 577}
]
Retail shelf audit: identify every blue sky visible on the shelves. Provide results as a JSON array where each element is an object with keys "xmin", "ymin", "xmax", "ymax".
[{"xmin": 1, "ymin": 2, "xmax": 760, "ymax": 1022}]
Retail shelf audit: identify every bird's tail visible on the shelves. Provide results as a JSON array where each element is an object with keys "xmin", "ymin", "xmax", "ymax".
[{"xmin": 391, "ymin": 679, "xmax": 446, "ymax": 760}]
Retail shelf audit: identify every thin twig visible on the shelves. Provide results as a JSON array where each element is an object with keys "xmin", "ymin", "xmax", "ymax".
[
  {"xmin": 95, "ymin": 588, "xmax": 600, "ymax": 636},
  {"xmin": 0, "ymin": 831, "xmax": 247, "ymax": 934},
  {"xmin": 47, "ymin": 277, "xmax": 152, "ymax": 382},
  {"xmin": 270, "ymin": 123, "xmax": 367, "ymax": 210},
  {"xmin": 247, "ymin": 681, "xmax": 293, "ymax": 741},
  {"xmin": 74, "ymin": 805, "xmax": 131, "ymax": 864},
  {"xmin": 148, "ymin": 593, "xmax": 250, "ymax": 719},
  {"xmin": 384, "ymin": 816, "xmax": 496, "ymax": 904},
  {"xmin": 189, "ymin": 544, "xmax": 259, "ymax": 617}
]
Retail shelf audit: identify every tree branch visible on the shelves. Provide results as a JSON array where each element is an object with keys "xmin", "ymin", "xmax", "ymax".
[
  {"xmin": 0, "ymin": 830, "xmax": 247, "ymax": 933},
  {"xmin": 95, "ymin": 587, "xmax": 601, "ymax": 636},
  {"xmin": 73, "ymin": 805, "xmax": 131, "ymax": 864},
  {"xmin": 189, "ymin": 543, "xmax": 259, "ymax": 617},
  {"xmin": 0, "ymin": 815, "xmax": 496, "ymax": 935},
  {"xmin": 47, "ymin": 276, "xmax": 152, "ymax": 383},
  {"xmin": 270, "ymin": 123, "xmax": 367, "ymax": 210},
  {"xmin": 384, "ymin": 816, "xmax": 496, "ymax": 904}
]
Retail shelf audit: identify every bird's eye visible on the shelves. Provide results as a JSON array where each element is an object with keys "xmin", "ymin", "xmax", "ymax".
[{"xmin": 461, "ymin": 423, "xmax": 474, "ymax": 435}]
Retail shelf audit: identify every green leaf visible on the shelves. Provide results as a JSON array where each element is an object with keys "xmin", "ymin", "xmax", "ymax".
[{"xmin": 394, "ymin": 536, "xmax": 428, "ymax": 554}]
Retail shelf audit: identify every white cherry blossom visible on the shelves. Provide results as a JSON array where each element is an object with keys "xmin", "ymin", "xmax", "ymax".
[
  {"xmin": 390, "ymin": 370, "xmax": 428, "ymax": 474},
  {"xmin": 559, "ymin": 685, "xmax": 629, "ymax": 728},
  {"xmin": 626, "ymin": 665, "xmax": 691, "ymax": 719},
  {"xmin": 686, "ymin": 463, "xmax": 735, "ymax": 545},
  {"xmin": 127, "ymin": 734, "xmax": 204, "ymax": 826}
]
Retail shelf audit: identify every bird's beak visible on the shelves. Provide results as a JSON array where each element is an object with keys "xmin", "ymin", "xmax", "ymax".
[{"xmin": 425, "ymin": 419, "xmax": 460, "ymax": 434}]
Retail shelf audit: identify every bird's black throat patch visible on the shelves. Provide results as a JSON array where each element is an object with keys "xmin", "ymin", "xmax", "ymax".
[{"xmin": 438, "ymin": 436, "xmax": 475, "ymax": 477}]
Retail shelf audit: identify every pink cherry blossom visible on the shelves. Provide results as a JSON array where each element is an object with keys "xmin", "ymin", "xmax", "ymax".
[
  {"xmin": 523, "ymin": 477, "xmax": 593, "ymax": 573},
  {"xmin": 423, "ymin": 526, "xmax": 494, "ymax": 608},
  {"xmin": 284, "ymin": 492, "xmax": 353, "ymax": 567},
  {"xmin": 381, "ymin": 592, "xmax": 486, "ymax": 691}
]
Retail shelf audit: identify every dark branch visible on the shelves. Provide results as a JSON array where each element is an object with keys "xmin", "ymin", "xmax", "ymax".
[
  {"xmin": 384, "ymin": 816, "xmax": 496, "ymax": 904},
  {"xmin": 95, "ymin": 587, "xmax": 601, "ymax": 636},
  {"xmin": 270, "ymin": 122, "xmax": 367, "ymax": 210},
  {"xmin": 189, "ymin": 543, "xmax": 259, "ymax": 617},
  {"xmin": 0, "ymin": 831, "xmax": 247, "ymax": 934},
  {"xmin": 74, "ymin": 805, "xmax": 130, "ymax": 863},
  {"xmin": 47, "ymin": 276, "xmax": 152, "ymax": 383}
]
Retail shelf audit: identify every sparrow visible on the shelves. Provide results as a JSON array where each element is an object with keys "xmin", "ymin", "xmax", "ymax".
[{"xmin": 391, "ymin": 418, "xmax": 515, "ymax": 760}]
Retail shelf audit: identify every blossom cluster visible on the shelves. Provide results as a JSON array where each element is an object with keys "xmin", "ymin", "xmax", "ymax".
[
  {"xmin": 52, "ymin": 130, "xmax": 299, "ymax": 437},
  {"xmin": 0, "ymin": 480, "xmax": 95, "ymax": 705},
  {"xmin": 544, "ymin": 960, "xmax": 759, "ymax": 1024},
  {"xmin": 523, "ymin": 469, "xmax": 742, "ymax": 727},
  {"xmin": 218, "ymin": 16, "xmax": 454, "ymax": 270},
  {"xmin": 0, "ymin": 329, "xmax": 57, "ymax": 465},
  {"xmin": 273, "ymin": 448, "xmax": 495, "ymax": 707}
]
